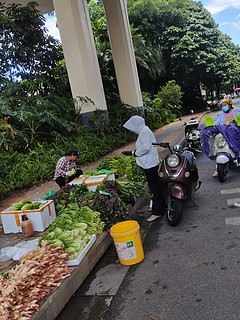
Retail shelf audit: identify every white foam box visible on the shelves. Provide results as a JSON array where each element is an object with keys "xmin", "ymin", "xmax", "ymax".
[
  {"xmin": 67, "ymin": 234, "xmax": 96, "ymax": 266},
  {"xmin": 1, "ymin": 200, "xmax": 56, "ymax": 234},
  {"xmin": 69, "ymin": 171, "xmax": 115, "ymax": 191},
  {"xmin": 69, "ymin": 174, "xmax": 108, "ymax": 191}
]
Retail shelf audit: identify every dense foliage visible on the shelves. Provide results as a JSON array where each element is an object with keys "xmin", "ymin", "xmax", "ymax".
[
  {"xmin": 1, "ymin": 0, "xmax": 240, "ymax": 199},
  {"xmin": 89, "ymin": 0, "xmax": 240, "ymax": 110}
]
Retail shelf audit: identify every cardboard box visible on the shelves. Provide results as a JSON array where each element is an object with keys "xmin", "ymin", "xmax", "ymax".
[
  {"xmin": 67, "ymin": 234, "xmax": 96, "ymax": 266},
  {"xmin": 1, "ymin": 200, "xmax": 56, "ymax": 234}
]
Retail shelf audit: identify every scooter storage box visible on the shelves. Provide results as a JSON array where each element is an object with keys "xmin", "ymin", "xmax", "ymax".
[{"xmin": 1, "ymin": 200, "xmax": 56, "ymax": 234}]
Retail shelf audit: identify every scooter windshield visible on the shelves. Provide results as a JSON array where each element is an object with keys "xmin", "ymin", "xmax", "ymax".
[{"xmin": 202, "ymin": 124, "xmax": 240, "ymax": 160}]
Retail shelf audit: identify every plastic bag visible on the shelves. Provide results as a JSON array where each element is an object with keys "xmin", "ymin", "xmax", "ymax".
[{"xmin": 0, "ymin": 238, "xmax": 39, "ymax": 262}]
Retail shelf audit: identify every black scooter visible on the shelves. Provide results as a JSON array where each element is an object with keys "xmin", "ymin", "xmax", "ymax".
[{"xmin": 153, "ymin": 142, "xmax": 201, "ymax": 226}]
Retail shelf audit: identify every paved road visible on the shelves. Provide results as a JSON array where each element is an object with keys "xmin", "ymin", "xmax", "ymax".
[
  {"xmin": 104, "ymin": 150, "xmax": 240, "ymax": 320},
  {"xmin": 103, "ymin": 98, "xmax": 240, "ymax": 320}
]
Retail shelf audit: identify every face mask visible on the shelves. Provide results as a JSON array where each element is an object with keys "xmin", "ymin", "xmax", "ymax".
[{"xmin": 222, "ymin": 105, "xmax": 230, "ymax": 113}]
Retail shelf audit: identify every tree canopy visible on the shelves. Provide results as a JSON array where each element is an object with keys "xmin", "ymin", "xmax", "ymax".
[
  {"xmin": 127, "ymin": 0, "xmax": 240, "ymax": 109},
  {"xmin": 1, "ymin": 0, "xmax": 240, "ymax": 115}
]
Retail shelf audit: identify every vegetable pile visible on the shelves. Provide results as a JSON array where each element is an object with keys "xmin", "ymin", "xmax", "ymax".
[
  {"xmin": 81, "ymin": 189, "xmax": 128, "ymax": 229},
  {"xmin": 68, "ymin": 184, "xmax": 91, "ymax": 203},
  {"xmin": 81, "ymin": 170, "xmax": 111, "ymax": 177},
  {"xmin": 8, "ymin": 200, "xmax": 45, "ymax": 211},
  {"xmin": 39, "ymin": 203, "xmax": 105, "ymax": 260},
  {"xmin": 0, "ymin": 241, "xmax": 71, "ymax": 320},
  {"xmin": 96, "ymin": 180, "xmax": 145, "ymax": 204},
  {"xmin": 96, "ymin": 156, "xmax": 146, "ymax": 183}
]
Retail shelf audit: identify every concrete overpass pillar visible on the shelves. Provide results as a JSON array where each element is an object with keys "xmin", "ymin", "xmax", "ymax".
[
  {"xmin": 102, "ymin": 0, "xmax": 143, "ymax": 107},
  {"xmin": 52, "ymin": 0, "xmax": 107, "ymax": 116}
]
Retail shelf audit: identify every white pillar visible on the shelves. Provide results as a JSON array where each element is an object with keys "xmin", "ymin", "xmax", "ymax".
[
  {"xmin": 102, "ymin": 0, "xmax": 143, "ymax": 107},
  {"xmin": 53, "ymin": 0, "xmax": 107, "ymax": 115}
]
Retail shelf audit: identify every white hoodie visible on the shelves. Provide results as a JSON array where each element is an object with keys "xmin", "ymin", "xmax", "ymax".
[{"xmin": 123, "ymin": 116, "xmax": 159, "ymax": 169}]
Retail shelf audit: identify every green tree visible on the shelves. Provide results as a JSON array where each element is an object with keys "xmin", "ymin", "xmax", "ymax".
[
  {"xmin": 128, "ymin": 0, "xmax": 240, "ymax": 110},
  {"xmin": 157, "ymin": 80, "xmax": 182, "ymax": 108}
]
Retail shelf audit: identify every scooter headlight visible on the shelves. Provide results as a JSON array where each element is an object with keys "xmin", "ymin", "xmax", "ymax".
[
  {"xmin": 217, "ymin": 137, "xmax": 226, "ymax": 148},
  {"xmin": 167, "ymin": 155, "xmax": 180, "ymax": 168}
]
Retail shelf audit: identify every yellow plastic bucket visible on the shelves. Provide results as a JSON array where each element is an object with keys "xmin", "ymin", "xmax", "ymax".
[{"xmin": 110, "ymin": 220, "xmax": 144, "ymax": 265}]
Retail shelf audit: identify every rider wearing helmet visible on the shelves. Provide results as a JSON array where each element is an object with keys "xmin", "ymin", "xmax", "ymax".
[
  {"xmin": 214, "ymin": 99, "xmax": 240, "ymax": 126},
  {"xmin": 212, "ymin": 99, "xmax": 240, "ymax": 177}
]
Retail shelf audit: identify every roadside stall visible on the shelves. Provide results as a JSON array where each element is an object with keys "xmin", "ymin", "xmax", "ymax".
[{"xmin": 0, "ymin": 155, "xmax": 148, "ymax": 320}]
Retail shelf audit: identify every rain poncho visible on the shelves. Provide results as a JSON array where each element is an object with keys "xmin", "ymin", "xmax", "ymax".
[
  {"xmin": 214, "ymin": 109, "xmax": 240, "ymax": 125},
  {"xmin": 202, "ymin": 124, "xmax": 240, "ymax": 161},
  {"xmin": 123, "ymin": 116, "xmax": 159, "ymax": 169}
]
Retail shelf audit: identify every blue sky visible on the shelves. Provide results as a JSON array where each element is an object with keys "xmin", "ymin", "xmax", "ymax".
[
  {"xmin": 45, "ymin": 0, "xmax": 240, "ymax": 47},
  {"xmin": 193, "ymin": 0, "xmax": 240, "ymax": 46}
]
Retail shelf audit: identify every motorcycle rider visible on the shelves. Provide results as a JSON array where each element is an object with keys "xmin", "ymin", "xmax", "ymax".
[
  {"xmin": 212, "ymin": 99, "xmax": 240, "ymax": 177},
  {"xmin": 122, "ymin": 115, "xmax": 165, "ymax": 222}
]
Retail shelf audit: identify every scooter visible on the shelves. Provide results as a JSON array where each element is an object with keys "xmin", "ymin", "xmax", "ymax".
[
  {"xmin": 203, "ymin": 115, "xmax": 240, "ymax": 182},
  {"xmin": 183, "ymin": 116, "xmax": 202, "ymax": 153},
  {"xmin": 153, "ymin": 142, "xmax": 201, "ymax": 226}
]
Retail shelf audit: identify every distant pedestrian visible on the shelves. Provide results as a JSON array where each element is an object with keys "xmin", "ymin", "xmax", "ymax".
[
  {"xmin": 122, "ymin": 115, "xmax": 165, "ymax": 222},
  {"xmin": 54, "ymin": 149, "xmax": 83, "ymax": 188}
]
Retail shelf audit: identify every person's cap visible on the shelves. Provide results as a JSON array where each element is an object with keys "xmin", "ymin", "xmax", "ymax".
[{"xmin": 70, "ymin": 149, "xmax": 80, "ymax": 157}]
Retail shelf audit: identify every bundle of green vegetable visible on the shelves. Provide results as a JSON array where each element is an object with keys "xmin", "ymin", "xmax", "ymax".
[
  {"xmin": 39, "ymin": 203, "xmax": 105, "ymax": 260},
  {"xmin": 123, "ymin": 156, "xmax": 146, "ymax": 183},
  {"xmin": 96, "ymin": 156, "xmax": 146, "ymax": 183},
  {"xmin": 81, "ymin": 170, "xmax": 111, "ymax": 177},
  {"xmin": 47, "ymin": 184, "xmax": 91, "ymax": 213},
  {"xmin": 9, "ymin": 200, "xmax": 45, "ymax": 211},
  {"xmin": 96, "ymin": 156, "xmax": 126, "ymax": 177},
  {"xmin": 69, "ymin": 184, "xmax": 92, "ymax": 203},
  {"xmin": 117, "ymin": 180, "xmax": 146, "ymax": 203},
  {"xmin": 96, "ymin": 179, "xmax": 145, "ymax": 204},
  {"xmin": 81, "ymin": 189, "xmax": 128, "ymax": 229}
]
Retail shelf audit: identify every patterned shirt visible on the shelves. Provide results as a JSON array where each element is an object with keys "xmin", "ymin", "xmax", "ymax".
[
  {"xmin": 54, "ymin": 156, "xmax": 76, "ymax": 180},
  {"xmin": 224, "ymin": 109, "xmax": 235, "ymax": 125}
]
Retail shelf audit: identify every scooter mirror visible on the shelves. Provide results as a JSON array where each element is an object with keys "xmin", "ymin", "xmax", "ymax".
[{"xmin": 173, "ymin": 144, "xmax": 182, "ymax": 152}]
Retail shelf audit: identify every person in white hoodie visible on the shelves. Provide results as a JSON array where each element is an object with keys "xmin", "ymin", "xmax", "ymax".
[{"xmin": 123, "ymin": 115, "xmax": 165, "ymax": 222}]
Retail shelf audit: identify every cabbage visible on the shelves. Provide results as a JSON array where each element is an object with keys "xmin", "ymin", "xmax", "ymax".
[
  {"xmin": 72, "ymin": 222, "xmax": 87, "ymax": 229},
  {"xmin": 11, "ymin": 203, "xmax": 24, "ymax": 211},
  {"xmin": 53, "ymin": 227, "xmax": 63, "ymax": 235},
  {"xmin": 49, "ymin": 239, "xmax": 64, "ymax": 248},
  {"xmin": 71, "ymin": 240, "xmax": 82, "ymax": 250},
  {"xmin": 69, "ymin": 251, "xmax": 80, "ymax": 260},
  {"xmin": 62, "ymin": 237, "xmax": 74, "ymax": 248},
  {"xmin": 71, "ymin": 229, "xmax": 80, "ymax": 238},
  {"xmin": 21, "ymin": 204, "xmax": 33, "ymax": 210},
  {"xmin": 79, "ymin": 228, "xmax": 86, "ymax": 236},
  {"xmin": 64, "ymin": 247, "xmax": 76, "ymax": 254},
  {"xmin": 58, "ymin": 230, "xmax": 71, "ymax": 239},
  {"xmin": 46, "ymin": 231, "xmax": 56, "ymax": 240}
]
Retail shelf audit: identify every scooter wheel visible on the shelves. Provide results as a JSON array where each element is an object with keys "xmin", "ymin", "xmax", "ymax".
[
  {"xmin": 217, "ymin": 164, "xmax": 227, "ymax": 182},
  {"xmin": 167, "ymin": 197, "xmax": 183, "ymax": 227}
]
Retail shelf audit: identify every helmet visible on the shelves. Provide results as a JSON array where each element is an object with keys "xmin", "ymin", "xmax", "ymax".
[{"xmin": 220, "ymin": 98, "xmax": 232, "ymax": 108}]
